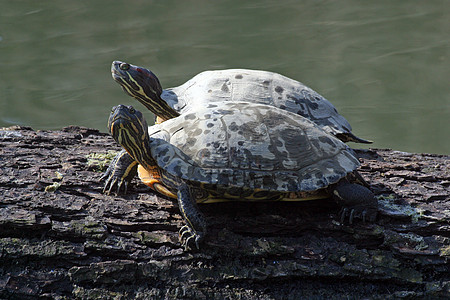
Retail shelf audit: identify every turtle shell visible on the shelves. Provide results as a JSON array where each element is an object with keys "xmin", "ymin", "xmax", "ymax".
[
  {"xmin": 161, "ymin": 69, "xmax": 356, "ymax": 141},
  {"xmin": 148, "ymin": 102, "xmax": 360, "ymax": 192}
]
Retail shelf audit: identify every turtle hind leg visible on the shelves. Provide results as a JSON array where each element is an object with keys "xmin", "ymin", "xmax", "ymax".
[
  {"xmin": 101, "ymin": 149, "xmax": 138, "ymax": 195},
  {"xmin": 332, "ymin": 182, "xmax": 378, "ymax": 224},
  {"xmin": 177, "ymin": 183, "xmax": 207, "ymax": 250}
]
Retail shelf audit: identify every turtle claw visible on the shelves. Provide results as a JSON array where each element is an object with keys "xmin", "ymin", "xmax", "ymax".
[
  {"xmin": 339, "ymin": 207, "xmax": 356, "ymax": 224},
  {"xmin": 339, "ymin": 207, "xmax": 377, "ymax": 224},
  {"xmin": 361, "ymin": 210, "xmax": 367, "ymax": 223},
  {"xmin": 349, "ymin": 209, "xmax": 355, "ymax": 224},
  {"xmin": 179, "ymin": 225, "xmax": 203, "ymax": 251},
  {"xmin": 340, "ymin": 208, "xmax": 348, "ymax": 224},
  {"xmin": 333, "ymin": 183, "xmax": 378, "ymax": 224},
  {"xmin": 121, "ymin": 181, "xmax": 128, "ymax": 195},
  {"xmin": 99, "ymin": 169, "xmax": 110, "ymax": 183},
  {"xmin": 100, "ymin": 150, "xmax": 137, "ymax": 195},
  {"xmin": 176, "ymin": 183, "xmax": 207, "ymax": 251},
  {"xmin": 101, "ymin": 175, "xmax": 114, "ymax": 195},
  {"xmin": 102, "ymin": 175, "xmax": 126, "ymax": 195}
]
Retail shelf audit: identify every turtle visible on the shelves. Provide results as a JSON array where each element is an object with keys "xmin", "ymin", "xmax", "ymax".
[
  {"xmin": 105, "ymin": 61, "xmax": 373, "ymax": 195},
  {"xmin": 107, "ymin": 102, "xmax": 378, "ymax": 250},
  {"xmin": 111, "ymin": 61, "xmax": 372, "ymax": 144}
]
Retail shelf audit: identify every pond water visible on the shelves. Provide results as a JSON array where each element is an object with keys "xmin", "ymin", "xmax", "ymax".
[{"xmin": 1, "ymin": 1, "xmax": 449, "ymax": 154}]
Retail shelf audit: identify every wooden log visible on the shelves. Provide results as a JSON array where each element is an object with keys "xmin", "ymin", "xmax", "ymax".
[{"xmin": 1, "ymin": 126, "xmax": 449, "ymax": 299}]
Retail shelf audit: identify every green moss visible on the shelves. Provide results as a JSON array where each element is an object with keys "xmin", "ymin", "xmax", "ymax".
[
  {"xmin": 70, "ymin": 219, "xmax": 107, "ymax": 239},
  {"xmin": 439, "ymin": 245, "xmax": 450, "ymax": 257},
  {"xmin": 45, "ymin": 182, "xmax": 61, "ymax": 192},
  {"xmin": 45, "ymin": 171, "xmax": 64, "ymax": 192},
  {"xmin": 54, "ymin": 171, "xmax": 64, "ymax": 180},
  {"xmin": 378, "ymin": 193, "xmax": 396, "ymax": 201},
  {"xmin": 134, "ymin": 231, "xmax": 169, "ymax": 244},
  {"xmin": 251, "ymin": 238, "xmax": 295, "ymax": 256},
  {"xmin": 396, "ymin": 268, "xmax": 423, "ymax": 283},
  {"xmin": 372, "ymin": 253, "xmax": 400, "ymax": 269},
  {"xmin": 0, "ymin": 238, "xmax": 81, "ymax": 258},
  {"xmin": 86, "ymin": 150, "xmax": 118, "ymax": 172},
  {"xmin": 378, "ymin": 196, "xmax": 422, "ymax": 222},
  {"xmin": 398, "ymin": 233, "xmax": 428, "ymax": 251},
  {"xmin": 69, "ymin": 260, "xmax": 138, "ymax": 285}
]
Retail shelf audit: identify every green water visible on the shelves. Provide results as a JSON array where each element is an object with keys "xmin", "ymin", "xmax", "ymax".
[{"xmin": 1, "ymin": 1, "xmax": 449, "ymax": 154}]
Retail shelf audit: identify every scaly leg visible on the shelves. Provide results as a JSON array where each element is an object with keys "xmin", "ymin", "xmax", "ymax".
[
  {"xmin": 101, "ymin": 149, "xmax": 138, "ymax": 194},
  {"xmin": 332, "ymin": 182, "xmax": 378, "ymax": 224},
  {"xmin": 177, "ymin": 183, "xmax": 207, "ymax": 250}
]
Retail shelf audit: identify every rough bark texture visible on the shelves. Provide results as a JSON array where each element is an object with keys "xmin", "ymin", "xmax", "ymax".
[{"xmin": 0, "ymin": 126, "xmax": 449, "ymax": 299}]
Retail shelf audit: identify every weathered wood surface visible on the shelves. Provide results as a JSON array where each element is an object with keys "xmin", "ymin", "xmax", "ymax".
[{"xmin": 0, "ymin": 126, "xmax": 449, "ymax": 299}]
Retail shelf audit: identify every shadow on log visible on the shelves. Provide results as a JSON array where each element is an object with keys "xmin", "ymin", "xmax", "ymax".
[{"xmin": 1, "ymin": 126, "xmax": 449, "ymax": 299}]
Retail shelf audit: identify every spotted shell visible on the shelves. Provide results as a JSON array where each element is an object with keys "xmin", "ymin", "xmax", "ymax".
[
  {"xmin": 161, "ymin": 69, "xmax": 360, "ymax": 142},
  {"xmin": 147, "ymin": 102, "xmax": 360, "ymax": 192}
]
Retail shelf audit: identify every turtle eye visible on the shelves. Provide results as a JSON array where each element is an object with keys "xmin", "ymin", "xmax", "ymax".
[
  {"xmin": 128, "ymin": 106, "xmax": 135, "ymax": 114},
  {"xmin": 119, "ymin": 63, "xmax": 130, "ymax": 71}
]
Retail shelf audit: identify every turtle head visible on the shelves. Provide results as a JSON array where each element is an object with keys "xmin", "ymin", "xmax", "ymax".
[
  {"xmin": 108, "ymin": 105, "xmax": 154, "ymax": 169},
  {"xmin": 111, "ymin": 61, "xmax": 179, "ymax": 121}
]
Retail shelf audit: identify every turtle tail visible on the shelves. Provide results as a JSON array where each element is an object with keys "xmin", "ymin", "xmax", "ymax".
[{"xmin": 336, "ymin": 132, "xmax": 373, "ymax": 144}]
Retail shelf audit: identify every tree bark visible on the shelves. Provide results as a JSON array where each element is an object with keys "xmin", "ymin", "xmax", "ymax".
[{"xmin": 1, "ymin": 126, "xmax": 449, "ymax": 299}]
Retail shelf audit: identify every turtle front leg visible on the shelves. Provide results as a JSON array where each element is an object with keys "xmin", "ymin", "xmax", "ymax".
[
  {"xmin": 101, "ymin": 149, "xmax": 138, "ymax": 194},
  {"xmin": 332, "ymin": 182, "xmax": 378, "ymax": 224},
  {"xmin": 177, "ymin": 183, "xmax": 207, "ymax": 250}
]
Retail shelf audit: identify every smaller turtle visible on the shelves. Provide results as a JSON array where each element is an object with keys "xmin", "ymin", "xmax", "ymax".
[
  {"xmin": 111, "ymin": 61, "xmax": 372, "ymax": 144},
  {"xmin": 107, "ymin": 103, "xmax": 377, "ymax": 250}
]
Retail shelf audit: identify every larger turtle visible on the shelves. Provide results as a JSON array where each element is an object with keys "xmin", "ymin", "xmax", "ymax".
[
  {"xmin": 107, "ymin": 102, "xmax": 378, "ymax": 250},
  {"xmin": 111, "ymin": 61, "xmax": 372, "ymax": 144}
]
